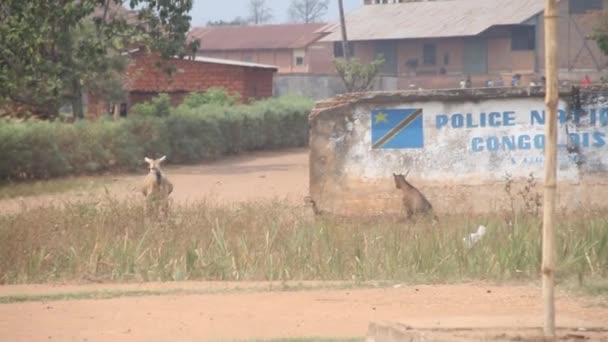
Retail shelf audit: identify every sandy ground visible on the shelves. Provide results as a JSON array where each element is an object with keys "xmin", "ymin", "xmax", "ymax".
[
  {"xmin": 0, "ymin": 148, "xmax": 310, "ymax": 214},
  {"xmin": 1, "ymin": 149, "xmax": 608, "ymax": 341},
  {"xmin": 0, "ymin": 281, "xmax": 607, "ymax": 341}
]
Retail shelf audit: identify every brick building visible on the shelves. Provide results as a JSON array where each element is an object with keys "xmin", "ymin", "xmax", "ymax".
[
  {"xmin": 188, "ymin": 23, "xmax": 335, "ymax": 74},
  {"xmin": 87, "ymin": 50, "xmax": 278, "ymax": 118},
  {"xmin": 319, "ymin": 0, "xmax": 608, "ymax": 89}
]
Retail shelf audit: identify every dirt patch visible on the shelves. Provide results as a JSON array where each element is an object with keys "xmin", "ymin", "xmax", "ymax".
[
  {"xmin": 0, "ymin": 148, "xmax": 310, "ymax": 214},
  {"xmin": 0, "ymin": 283, "xmax": 607, "ymax": 341}
]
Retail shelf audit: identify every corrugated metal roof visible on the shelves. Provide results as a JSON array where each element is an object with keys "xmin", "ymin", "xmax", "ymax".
[
  {"xmin": 188, "ymin": 23, "xmax": 327, "ymax": 50},
  {"xmin": 124, "ymin": 48, "xmax": 278, "ymax": 70},
  {"xmin": 320, "ymin": 0, "xmax": 546, "ymax": 42},
  {"xmin": 192, "ymin": 56, "xmax": 278, "ymax": 70}
]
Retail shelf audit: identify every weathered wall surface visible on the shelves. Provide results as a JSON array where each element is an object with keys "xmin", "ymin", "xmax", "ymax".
[{"xmin": 309, "ymin": 87, "xmax": 608, "ymax": 216}]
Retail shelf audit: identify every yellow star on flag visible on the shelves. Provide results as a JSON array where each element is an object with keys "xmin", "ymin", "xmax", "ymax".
[{"xmin": 374, "ymin": 112, "xmax": 388, "ymax": 124}]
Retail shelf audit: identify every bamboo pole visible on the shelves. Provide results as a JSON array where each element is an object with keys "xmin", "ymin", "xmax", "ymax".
[
  {"xmin": 542, "ymin": 0, "xmax": 559, "ymax": 338},
  {"xmin": 338, "ymin": 0, "xmax": 350, "ymax": 60}
]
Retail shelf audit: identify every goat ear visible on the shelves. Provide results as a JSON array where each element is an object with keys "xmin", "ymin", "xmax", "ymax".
[
  {"xmin": 144, "ymin": 157, "xmax": 152, "ymax": 164},
  {"xmin": 158, "ymin": 155, "xmax": 167, "ymax": 163}
]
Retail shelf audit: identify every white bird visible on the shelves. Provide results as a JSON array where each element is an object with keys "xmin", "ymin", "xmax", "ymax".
[{"xmin": 463, "ymin": 225, "xmax": 487, "ymax": 249}]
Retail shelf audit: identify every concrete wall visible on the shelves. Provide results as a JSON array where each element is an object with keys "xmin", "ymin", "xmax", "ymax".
[{"xmin": 309, "ymin": 87, "xmax": 608, "ymax": 216}]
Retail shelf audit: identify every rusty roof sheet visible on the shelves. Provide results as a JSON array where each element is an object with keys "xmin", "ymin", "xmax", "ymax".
[
  {"xmin": 320, "ymin": 0, "xmax": 545, "ymax": 41},
  {"xmin": 188, "ymin": 23, "xmax": 327, "ymax": 50}
]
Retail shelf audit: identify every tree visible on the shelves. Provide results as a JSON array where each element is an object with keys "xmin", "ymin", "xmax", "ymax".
[
  {"xmin": 0, "ymin": 0, "xmax": 194, "ymax": 120},
  {"xmin": 288, "ymin": 0, "xmax": 329, "ymax": 24},
  {"xmin": 248, "ymin": 0, "xmax": 273, "ymax": 24},
  {"xmin": 207, "ymin": 17, "xmax": 248, "ymax": 26},
  {"xmin": 334, "ymin": 56, "xmax": 385, "ymax": 93}
]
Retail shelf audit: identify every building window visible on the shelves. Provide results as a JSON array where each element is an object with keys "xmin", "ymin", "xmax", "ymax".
[
  {"xmin": 511, "ymin": 26, "xmax": 535, "ymax": 51},
  {"xmin": 296, "ymin": 56, "xmax": 304, "ymax": 66},
  {"xmin": 569, "ymin": 0, "xmax": 603, "ymax": 14},
  {"xmin": 443, "ymin": 52, "xmax": 449, "ymax": 65},
  {"xmin": 423, "ymin": 44, "xmax": 436, "ymax": 65}
]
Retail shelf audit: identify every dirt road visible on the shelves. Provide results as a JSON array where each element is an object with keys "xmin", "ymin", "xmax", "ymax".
[
  {"xmin": 1, "ymin": 281, "xmax": 607, "ymax": 342},
  {"xmin": 0, "ymin": 148, "xmax": 310, "ymax": 213}
]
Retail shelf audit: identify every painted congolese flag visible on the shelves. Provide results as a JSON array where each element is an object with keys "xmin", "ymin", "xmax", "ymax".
[{"xmin": 371, "ymin": 108, "xmax": 424, "ymax": 149}]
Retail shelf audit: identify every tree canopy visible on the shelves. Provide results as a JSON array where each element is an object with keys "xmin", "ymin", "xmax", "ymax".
[
  {"xmin": 207, "ymin": 17, "xmax": 249, "ymax": 26},
  {"xmin": 0, "ymin": 0, "xmax": 195, "ymax": 119},
  {"xmin": 334, "ymin": 56, "xmax": 385, "ymax": 93},
  {"xmin": 288, "ymin": 0, "xmax": 329, "ymax": 24},
  {"xmin": 248, "ymin": 0, "xmax": 273, "ymax": 25}
]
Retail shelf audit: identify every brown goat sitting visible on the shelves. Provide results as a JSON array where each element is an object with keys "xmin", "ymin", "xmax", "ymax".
[{"xmin": 393, "ymin": 171, "xmax": 435, "ymax": 221}]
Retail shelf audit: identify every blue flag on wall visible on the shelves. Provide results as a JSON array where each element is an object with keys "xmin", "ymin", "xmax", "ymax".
[{"xmin": 371, "ymin": 108, "xmax": 424, "ymax": 149}]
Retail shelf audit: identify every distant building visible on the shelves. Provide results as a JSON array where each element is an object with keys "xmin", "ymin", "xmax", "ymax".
[
  {"xmin": 320, "ymin": 0, "xmax": 608, "ymax": 89},
  {"xmin": 87, "ymin": 50, "xmax": 278, "ymax": 118},
  {"xmin": 188, "ymin": 23, "xmax": 335, "ymax": 74}
]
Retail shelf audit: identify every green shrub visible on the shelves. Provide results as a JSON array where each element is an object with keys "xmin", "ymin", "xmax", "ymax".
[
  {"xmin": 0, "ymin": 96, "xmax": 314, "ymax": 181},
  {"xmin": 180, "ymin": 87, "xmax": 240, "ymax": 108},
  {"xmin": 130, "ymin": 93, "xmax": 172, "ymax": 117}
]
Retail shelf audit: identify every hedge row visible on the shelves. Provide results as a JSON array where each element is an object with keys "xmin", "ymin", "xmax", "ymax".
[{"xmin": 0, "ymin": 96, "xmax": 314, "ymax": 181}]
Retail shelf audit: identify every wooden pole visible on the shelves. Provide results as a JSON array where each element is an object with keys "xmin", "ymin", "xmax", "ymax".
[
  {"xmin": 542, "ymin": 0, "xmax": 558, "ymax": 338},
  {"xmin": 338, "ymin": 0, "xmax": 350, "ymax": 60}
]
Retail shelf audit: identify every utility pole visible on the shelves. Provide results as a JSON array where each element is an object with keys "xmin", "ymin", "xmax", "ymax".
[
  {"xmin": 338, "ymin": 0, "xmax": 350, "ymax": 60},
  {"xmin": 542, "ymin": 0, "xmax": 558, "ymax": 338}
]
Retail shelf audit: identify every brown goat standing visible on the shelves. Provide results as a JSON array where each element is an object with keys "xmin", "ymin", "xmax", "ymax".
[{"xmin": 393, "ymin": 171, "xmax": 435, "ymax": 221}]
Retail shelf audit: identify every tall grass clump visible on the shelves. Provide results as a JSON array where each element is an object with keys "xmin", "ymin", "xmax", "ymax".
[
  {"xmin": 0, "ymin": 94, "xmax": 314, "ymax": 182},
  {"xmin": 1, "ymin": 198, "xmax": 606, "ymax": 285}
]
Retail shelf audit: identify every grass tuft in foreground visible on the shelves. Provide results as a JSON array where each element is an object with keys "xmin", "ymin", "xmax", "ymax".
[{"xmin": 0, "ymin": 197, "xmax": 606, "ymax": 286}]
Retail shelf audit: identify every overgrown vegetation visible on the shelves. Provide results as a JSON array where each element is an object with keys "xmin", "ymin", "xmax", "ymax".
[
  {"xmin": 0, "ymin": 95, "xmax": 313, "ymax": 182},
  {"xmin": 0, "ymin": 0, "xmax": 196, "ymax": 119},
  {"xmin": 334, "ymin": 56, "xmax": 385, "ymax": 93},
  {"xmin": 0, "ymin": 176, "xmax": 108, "ymax": 200},
  {"xmin": 1, "ymin": 196, "xmax": 606, "ymax": 286}
]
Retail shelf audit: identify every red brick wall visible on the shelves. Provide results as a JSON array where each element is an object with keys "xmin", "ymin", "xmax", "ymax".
[
  {"xmin": 127, "ymin": 52, "xmax": 247, "ymax": 97},
  {"xmin": 87, "ymin": 51, "xmax": 276, "ymax": 118},
  {"xmin": 243, "ymin": 69, "xmax": 274, "ymax": 101},
  {"xmin": 87, "ymin": 94, "xmax": 108, "ymax": 119}
]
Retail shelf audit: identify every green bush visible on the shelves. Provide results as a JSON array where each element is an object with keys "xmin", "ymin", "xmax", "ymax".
[
  {"xmin": 130, "ymin": 93, "xmax": 172, "ymax": 117},
  {"xmin": 180, "ymin": 87, "xmax": 240, "ymax": 108},
  {"xmin": 0, "ymin": 96, "xmax": 314, "ymax": 181}
]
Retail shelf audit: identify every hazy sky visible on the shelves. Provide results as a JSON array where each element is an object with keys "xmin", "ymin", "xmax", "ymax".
[{"xmin": 190, "ymin": 0, "xmax": 361, "ymax": 27}]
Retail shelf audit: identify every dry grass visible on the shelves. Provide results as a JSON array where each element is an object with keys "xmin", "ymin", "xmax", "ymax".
[
  {"xmin": 0, "ymin": 194, "xmax": 606, "ymax": 287},
  {"xmin": 0, "ymin": 176, "xmax": 108, "ymax": 200}
]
